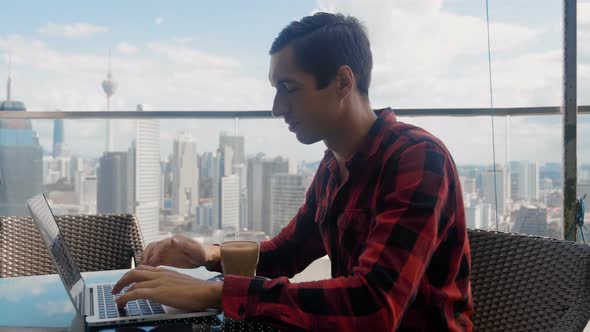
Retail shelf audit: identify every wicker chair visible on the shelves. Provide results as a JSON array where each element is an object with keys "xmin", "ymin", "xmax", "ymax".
[
  {"xmin": 469, "ymin": 228, "xmax": 590, "ymax": 332},
  {"xmin": 0, "ymin": 214, "xmax": 144, "ymax": 278}
]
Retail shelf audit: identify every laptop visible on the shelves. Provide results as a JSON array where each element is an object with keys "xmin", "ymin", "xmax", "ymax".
[{"xmin": 26, "ymin": 193, "xmax": 219, "ymax": 327}]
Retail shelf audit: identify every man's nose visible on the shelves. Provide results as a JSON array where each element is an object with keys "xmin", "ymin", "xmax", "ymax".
[{"xmin": 272, "ymin": 94, "xmax": 288, "ymax": 118}]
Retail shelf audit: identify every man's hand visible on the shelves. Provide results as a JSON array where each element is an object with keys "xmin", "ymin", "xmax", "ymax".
[
  {"xmin": 141, "ymin": 234, "xmax": 218, "ymax": 269},
  {"xmin": 112, "ymin": 265, "xmax": 223, "ymax": 312}
]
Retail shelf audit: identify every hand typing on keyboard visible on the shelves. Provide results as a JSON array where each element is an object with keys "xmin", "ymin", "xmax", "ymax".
[
  {"xmin": 112, "ymin": 265, "xmax": 223, "ymax": 312},
  {"xmin": 98, "ymin": 284, "xmax": 166, "ymax": 319}
]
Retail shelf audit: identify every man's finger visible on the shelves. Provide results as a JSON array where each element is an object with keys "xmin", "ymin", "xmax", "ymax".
[
  {"xmin": 115, "ymin": 288, "xmax": 152, "ymax": 309},
  {"xmin": 112, "ymin": 269, "xmax": 160, "ymax": 294},
  {"xmin": 126, "ymin": 279, "xmax": 161, "ymax": 294},
  {"xmin": 136, "ymin": 265, "xmax": 161, "ymax": 272},
  {"xmin": 142, "ymin": 242, "xmax": 156, "ymax": 265}
]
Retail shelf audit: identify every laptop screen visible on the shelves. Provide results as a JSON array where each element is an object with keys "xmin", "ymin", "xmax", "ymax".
[{"xmin": 27, "ymin": 193, "xmax": 86, "ymax": 317}]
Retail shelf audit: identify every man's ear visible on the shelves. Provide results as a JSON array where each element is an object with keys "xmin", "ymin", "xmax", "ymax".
[{"xmin": 335, "ymin": 65, "xmax": 354, "ymax": 98}]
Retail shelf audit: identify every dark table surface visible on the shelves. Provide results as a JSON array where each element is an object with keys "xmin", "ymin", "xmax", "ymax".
[{"xmin": 0, "ymin": 267, "xmax": 280, "ymax": 332}]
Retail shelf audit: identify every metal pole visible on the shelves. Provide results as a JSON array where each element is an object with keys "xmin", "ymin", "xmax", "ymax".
[{"xmin": 563, "ymin": 0, "xmax": 577, "ymax": 241}]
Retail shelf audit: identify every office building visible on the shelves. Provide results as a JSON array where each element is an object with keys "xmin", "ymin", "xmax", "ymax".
[
  {"xmin": 219, "ymin": 134, "xmax": 245, "ymax": 165},
  {"xmin": 0, "ymin": 70, "xmax": 43, "ymax": 216},
  {"xmin": 512, "ymin": 204, "xmax": 547, "ymax": 237},
  {"xmin": 97, "ymin": 152, "xmax": 133, "ymax": 214},
  {"xmin": 171, "ymin": 133, "xmax": 199, "ymax": 218},
  {"xmin": 220, "ymin": 174, "xmax": 240, "ymax": 234},
  {"xmin": 247, "ymin": 155, "xmax": 289, "ymax": 234},
  {"xmin": 133, "ymin": 114, "xmax": 161, "ymax": 243},
  {"xmin": 270, "ymin": 174, "xmax": 305, "ymax": 236},
  {"xmin": 511, "ymin": 161, "xmax": 539, "ymax": 202},
  {"xmin": 482, "ymin": 166, "xmax": 507, "ymax": 218}
]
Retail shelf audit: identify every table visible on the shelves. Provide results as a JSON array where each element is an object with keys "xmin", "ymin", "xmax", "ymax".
[{"xmin": 0, "ymin": 267, "xmax": 280, "ymax": 331}]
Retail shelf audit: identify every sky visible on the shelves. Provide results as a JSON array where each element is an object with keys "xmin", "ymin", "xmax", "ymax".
[{"xmin": 1, "ymin": 0, "xmax": 590, "ymax": 165}]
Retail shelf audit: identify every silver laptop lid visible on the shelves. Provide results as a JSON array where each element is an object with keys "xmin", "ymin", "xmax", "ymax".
[{"xmin": 27, "ymin": 193, "xmax": 86, "ymax": 319}]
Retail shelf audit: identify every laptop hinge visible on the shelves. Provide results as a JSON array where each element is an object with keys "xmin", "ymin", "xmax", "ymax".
[{"xmin": 85, "ymin": 286, "xmax": 94, "ymax": 316}]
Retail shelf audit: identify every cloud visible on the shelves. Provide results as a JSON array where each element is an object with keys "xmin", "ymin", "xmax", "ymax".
[
  {"xmin": 117, "ymin": 42, "xmax": 139, "ymax": 56},
  {"xmin": 2, "ymin": 0, "xmax": 590, "ymax": 165},
  {"xmin": 147, "ymin": 42, "xmax": 240, "ymax": 69},
  {"xmin": 37, "ymin": 300, "xmax": 75, "ymax": 316},
  {"xmin": 155, "ymin": 17, "xmax": 164, "ymax": 25},
  {"xmin": 38, "ymin": 23, "xmax": 108, "ymax": 38},
  {"xmin": 0, "ymin": 277, "xmax": 54, "ymax": 301}
]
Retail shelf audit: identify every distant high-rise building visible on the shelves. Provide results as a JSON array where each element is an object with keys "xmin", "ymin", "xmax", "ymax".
[
  {"xmin": 212, "ymin": 145, "xmax": 233, "ymax": 228},
  {"xmin": 511, "ymin": 161, "xmax": 539, "ymax": 202},
  {"xmin": 540, "ymin": 163, "xmax": 562, "ymax": 188},
  {"xmin": 219, "ymin": 134, "xmax": 245, "ymax": 165},
  {"xmin": 133, "ymin": 112, "xmax": 161, "ymax": 244},
  {"xmin": 219, "ymin": 145, "xmax": 233, "ymax": 178},
  {"xmin": 220, "ymin": 174, "xmax": 240, "ymax": 233},
  {"xmin": 512, "ymin": 204, "xmax": 547, "ymax": 236},
  {"xmin": 464, "ymin": 205, "xmax": 481, "ymax": 229},
  {"xmin": 199, "ymin": 152, "xmax": 216, "ymax": 180},
  {"xmin": 0, "ymin": 67, "xmax": 43, "ymax": 216},
  {"xmin": 219, "ymin": 134, "xmax": 246, "ymax": 229},
  {"xmin": 480, "ymin": 203, "xmax": 493, "ymax": 229},
  {"xmin": 460, "ymin": 176, "xmax": 476, "ymax": 195},
  {"xmin": 101, "ymin": 50, "xmax": 117, "ymax": 152},
  {"xmin": 247, "ymin": 155, "xmax": 289, "ymax": 234},
  {"xmin": 270, "ymin": 174, "xmax": 305, "ymax": 236},
  {"xmin": 52, "ymin": 119, "xmax": 67, "ymax": 158},
  {"xmin": 161, "ymin": 159, "xmax": 174, "ymax": 210},
  {"xmin": 196, "ymin": 200, "xmax": 214, "ymax": 228},
  {"xmin": 543, "ymin": 190, "xmax": 563, "ymax": 209},
  {"xmin": 482, "ymin": 166, "xmax": 507, "ymax": 218},
  {"xmin": 97, "ymin": 152, "xmax": 133, "ymax": 214},
  {"xmin": 172, "ymin": 133, "xmax": 199, "ymax": 218},
  {"xmin": 78, "ymin": 173, "xmax": 97, "ymax": 214}
]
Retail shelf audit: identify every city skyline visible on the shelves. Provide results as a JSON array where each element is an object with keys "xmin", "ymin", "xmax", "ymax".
[
  {"xmin": 1, "ymin": 0, "xmax": 589, "ymax": 165},
  {"xmin": 2, "ymin": 0, "xmax": 590, "ymax": 243}
]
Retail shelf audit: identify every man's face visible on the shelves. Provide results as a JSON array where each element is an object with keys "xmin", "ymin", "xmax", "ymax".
[{"xmin": 269, "ymin": 46, "xmax": 340, "ymax": 145}]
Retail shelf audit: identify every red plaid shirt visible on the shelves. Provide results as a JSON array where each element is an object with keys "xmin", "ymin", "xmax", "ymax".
[{"xmin": 221, "ymin": 108, "xmax": 473, "ymax": 331}]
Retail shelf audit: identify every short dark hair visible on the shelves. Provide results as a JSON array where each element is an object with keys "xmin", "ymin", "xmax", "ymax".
[{"xmin": 270, "ymin": 12, "xmax": 372, "ymax": 96}]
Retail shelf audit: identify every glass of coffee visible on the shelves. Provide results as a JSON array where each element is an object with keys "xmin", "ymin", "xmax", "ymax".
[{"xmin": 220, "ymin": 241, "xmax": 260, "ymax": 277}]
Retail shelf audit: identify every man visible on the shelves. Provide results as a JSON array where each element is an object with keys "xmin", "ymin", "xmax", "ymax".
[{"xmin": 113, "ymin": 12, "xmax": 473, "ymax": 331}]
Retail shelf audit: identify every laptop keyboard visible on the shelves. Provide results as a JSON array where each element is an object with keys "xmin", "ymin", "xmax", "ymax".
[{"xmin": 96, "ymin": 284, "xmax": 165, "ymax": 319}]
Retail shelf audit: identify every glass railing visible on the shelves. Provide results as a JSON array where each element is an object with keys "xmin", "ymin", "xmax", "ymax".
[{"xmin": 1, "ymin": 106, "xmax": 589, "ymax": 246}]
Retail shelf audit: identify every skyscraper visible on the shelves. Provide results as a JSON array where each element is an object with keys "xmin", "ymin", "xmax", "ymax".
[
  {"xmin": 134, "ymin": 111, "xmax": 161, "ymax": 244},
  {"xmin": 101, "ymin": 51, "xmax": 117, "ymax": 152},
  {"xmin": 219, "ymin": 134, "xmax": 247, "ymax": 229},
  {"xmin": 247, "ymin": 155, "xmax": 289, "ymax": 234},
  {"xmin": 213, "ymin": 145, "xmax": 233, "ymax": 229},
  {"xmin": 97, "ymin": 152, "xmax": 133, "ymax": 214},
  {"xmin": 482, "ymin": 166, "xmax": 507, "ymax": 218},
  {"xmin": 219, "ymin": 134, "xmax": 245, "ymax": 165},
  {"xmin": 53, "ymin": 119, "xmax": 65, "ymax": 158},
  {"xmin": 221, "ymin": 174, "xmax": 240, "ymax": 234},
  {"xmin": 172, "ymin": 133, "xmax": 199, "ymax": 218},
  {"xmin": 511, "ymin": 204, "xmax": 547, "ymax": 236},
  {"xmin": 78, "ymin": 173, "xmax": 97, "ymax": 214},
  {"xmin": 0, "ymin": 66, "xmax": 43, "ymax": 216},
  {"xmin": 270, "ymin": 174, "xmax": 305, "ymax": 236},
  {"xmin": 511, "ymin": 161, "xmax": 539, "ymax": 202},
  {"xmin": 199, "ymin": 152, "xmax": 215, "ymax": 180}
]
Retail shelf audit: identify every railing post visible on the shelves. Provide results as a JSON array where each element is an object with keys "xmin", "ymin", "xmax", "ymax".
[{"xmin": 563, "ymin": 0, "xmax": 577, "ymax": 241}]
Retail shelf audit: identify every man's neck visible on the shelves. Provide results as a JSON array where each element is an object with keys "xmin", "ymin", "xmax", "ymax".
[{"xmin": 324, "ymin": 100, "xmax": 377, "ymax": 174}]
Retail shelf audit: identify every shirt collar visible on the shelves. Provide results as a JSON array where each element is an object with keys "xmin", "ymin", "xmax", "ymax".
[{"xmin": 324, "ymin": 108, "xmax": 396, "ymax": 172}]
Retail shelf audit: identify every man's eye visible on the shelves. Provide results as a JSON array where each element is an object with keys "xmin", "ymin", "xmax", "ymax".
[{"xmin": 278, "ymin": 84, "xmax": 297, "ymax": 94}]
